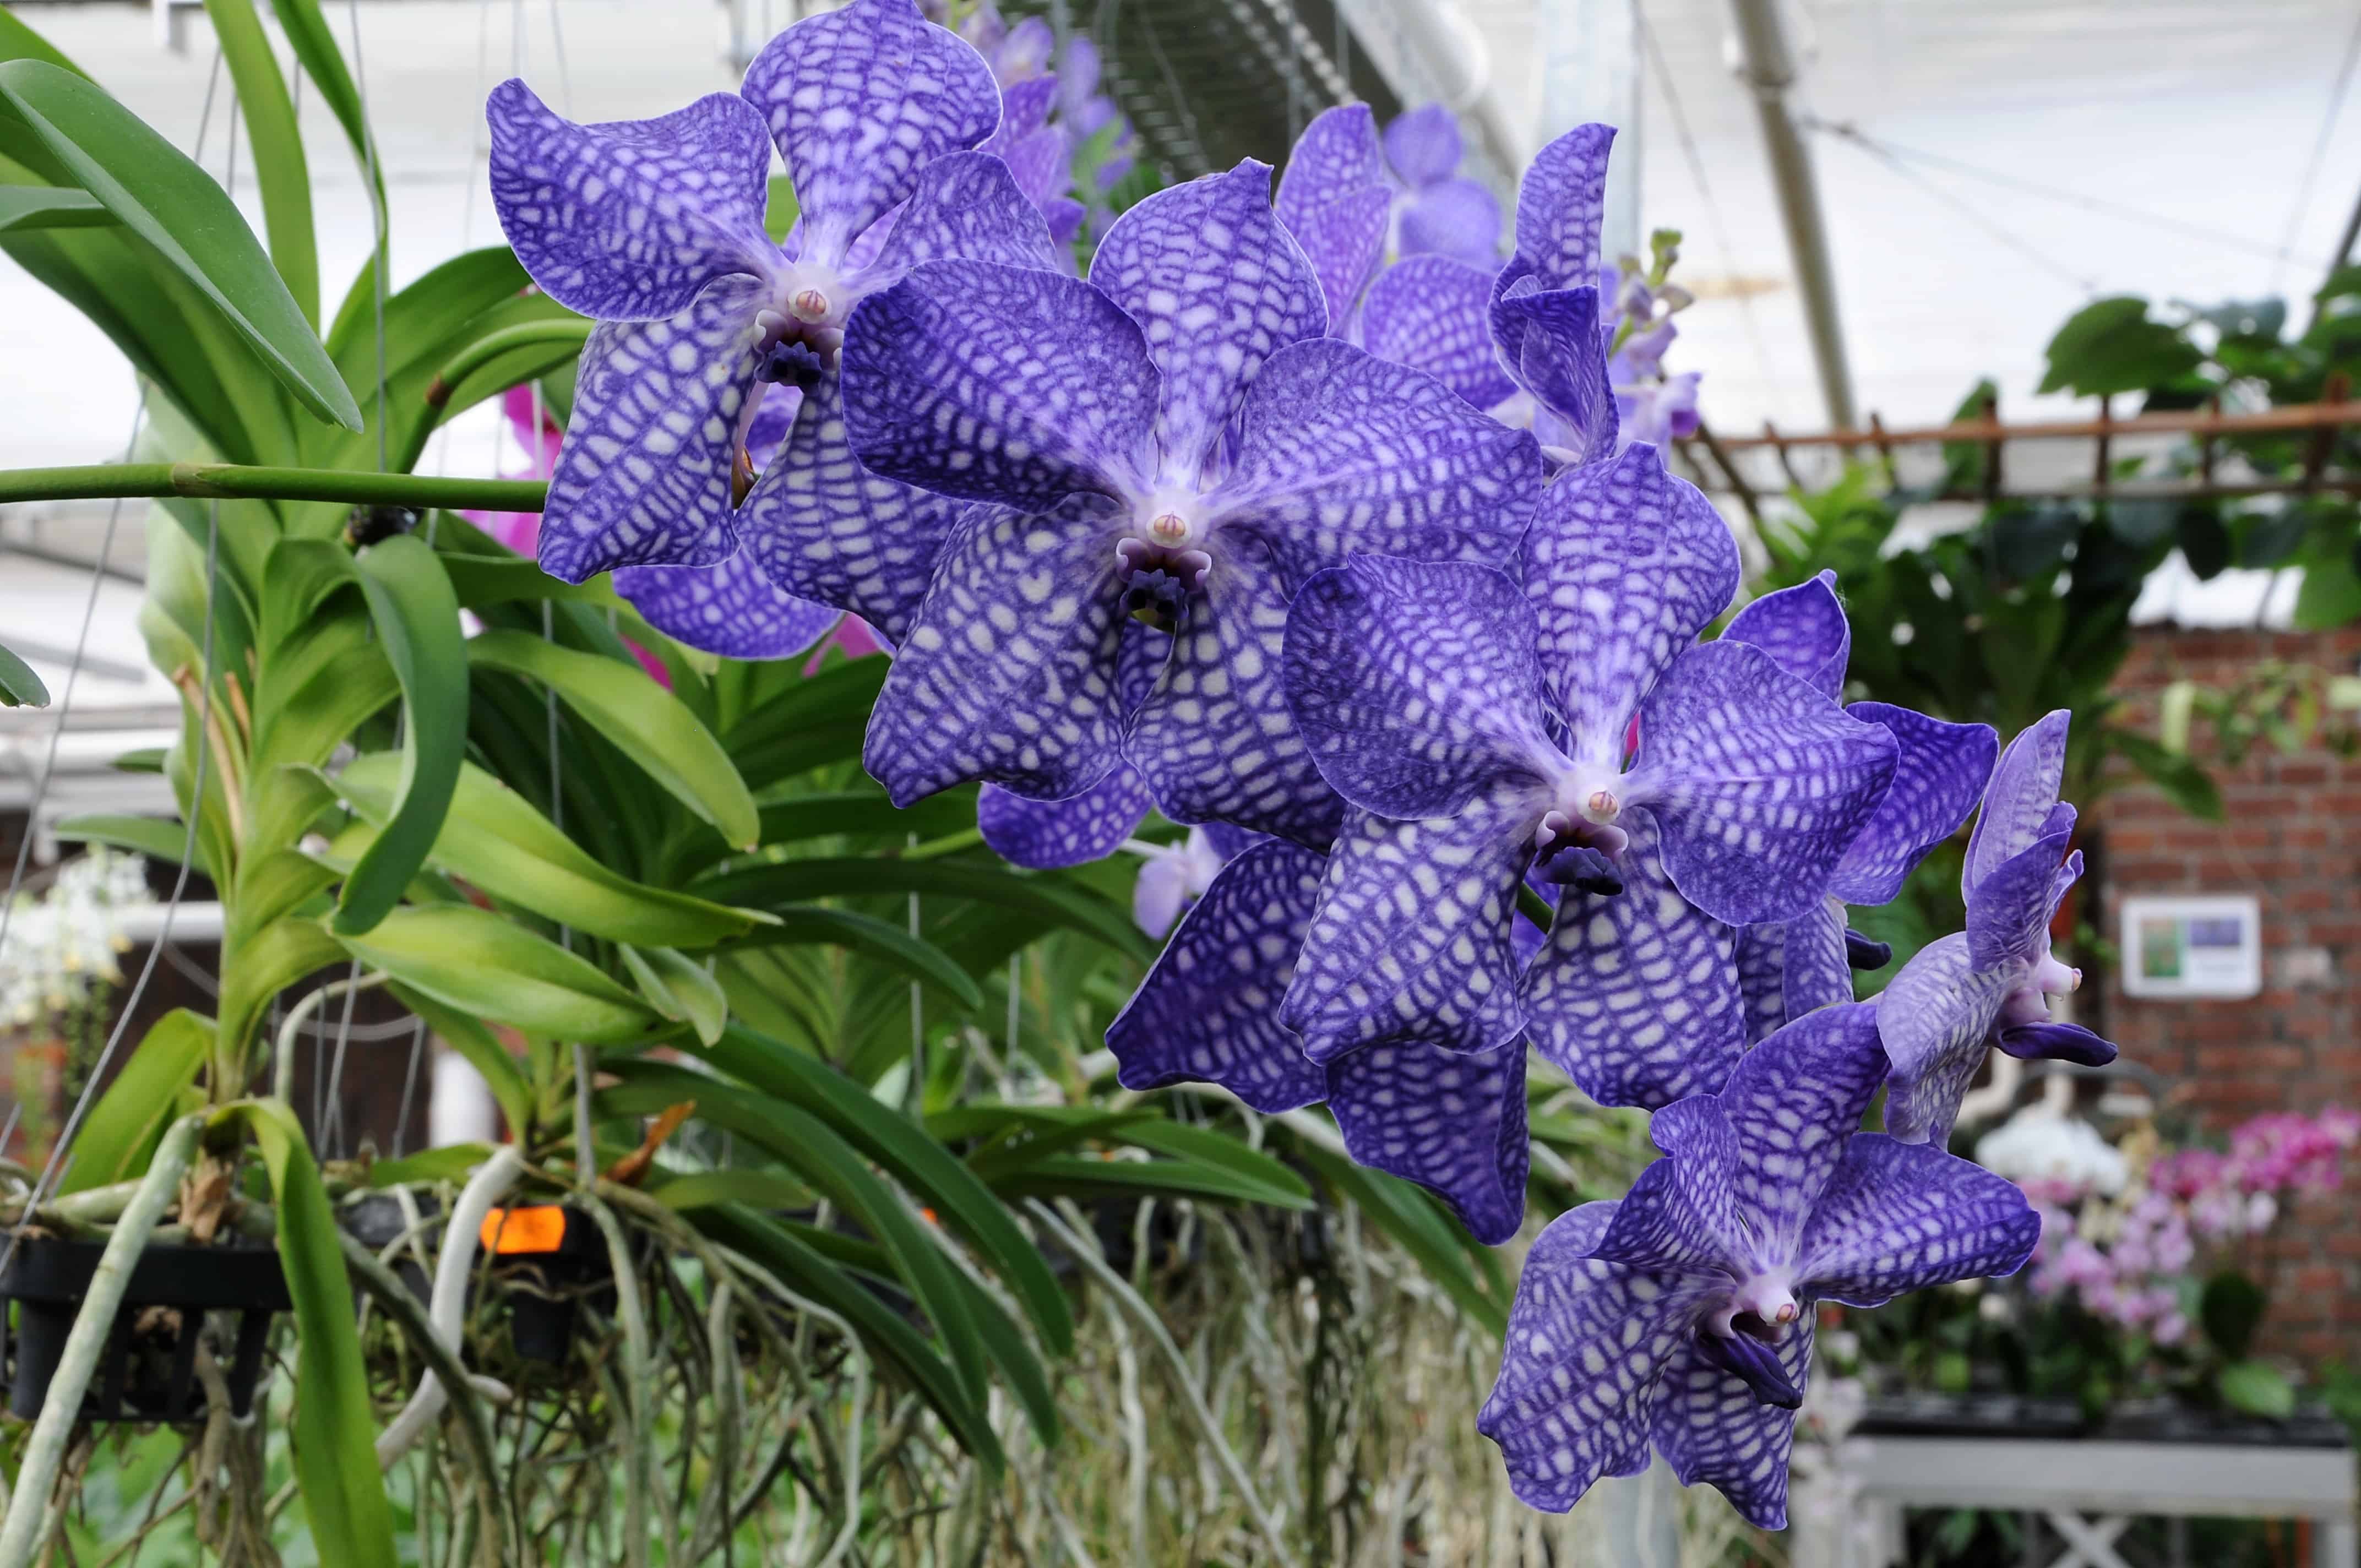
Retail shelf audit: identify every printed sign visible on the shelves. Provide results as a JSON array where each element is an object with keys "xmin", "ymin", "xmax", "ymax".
[{"xmin": 2119, "ymin": 895, "xmax": 2262, "ymax": 999}]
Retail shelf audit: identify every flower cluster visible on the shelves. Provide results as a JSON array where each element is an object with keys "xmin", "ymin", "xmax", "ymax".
[
  {"xmin": 489, "ymin": 1, "xmax": 2097, "ymax": 1525},
  {"xmin": 0, "ymin": 849, "xmax": 147, "ymax": 1028}
]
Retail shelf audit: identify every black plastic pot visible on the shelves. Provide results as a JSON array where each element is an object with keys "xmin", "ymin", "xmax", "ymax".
[
  {"xmin": 1857, "ymin": 1391, "xmax": 2353, "ymax": 1447},
  {"xmin": 0, "ymin": 1235, "xmax": 291, "ymax": 1424},
  {"xmin": 339, "ymin": 1191, "xmax": 441, "ymax": 1305},
  {"xmin": 481, "ymin": 1205, "xmax": 612, "ymax": 1364}
]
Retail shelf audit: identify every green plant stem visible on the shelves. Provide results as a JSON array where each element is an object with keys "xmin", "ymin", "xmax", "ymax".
[
  {"xmin": 1516, "ymin": 883, "xmax": 1556, "ymax": 933},
  {"xmin": 0, "ymin": 1112, "xmax": 204, "ymax": 1568},
  {"xmin": 423, "ymin": 321, "xmax": 594, "ymax": 409},
  {"xmin": 0, "ymin": 464, "xmax": 548, "ymax": 513},
  {"xmin": 575, "ymin": 1189, "xmax": 652, "ymax": 1568}
]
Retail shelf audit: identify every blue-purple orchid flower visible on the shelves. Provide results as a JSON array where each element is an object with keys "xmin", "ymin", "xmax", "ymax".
[
  {"xmin": 490, "ymin": 0, "xmax": 1066, "ymax": 658},
  {"xmin": 1274, "ymin": 446, "xmax": 1897, "ymax": 1105},
  {"xmin": 1383, "ymin": 104, "xmax": 1503, "ymax": 270},
  {"xmin": 1481, "ymin": 1003, "xmax": 2039, "ymax": 1526},
  {"xmin": 836, "ymin": 161, "xmax": 1538, "ymax": 845},
  {"xmin": 1881, "ymin": 710, "xmax": 2118, "ymax": 1145}
]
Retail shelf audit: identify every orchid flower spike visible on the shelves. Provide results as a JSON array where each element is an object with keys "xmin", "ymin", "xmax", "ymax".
[
  {"xmin": 488, "ymin": 0, "xmax": 1064, "ymax": 656},
  {"xmin": 1106, "ymin": 839, "xmax": 1533, "ymax": 1243},
  {"xmin": 1275, "ymin": 445, "xmax": 1897, "ymax": 1107},
  {"xmin": 838, "ymin": 161, "xmax": 1538, "ymax": 845},
  {"xmin": 1487, "ymin": 124, "xmax": 1623, "ymax": 467},
  {"xmin": 1880, "ymin": 709, "xmax": 2118, "ymax": 1145},
  {"xmin": 1721, "ymin": 570, "xmax": 2001, "ymax": 1042},
  {"xmin": 1480, "ymin": 1003, "xmax": 2040, "ymax": 1527}
]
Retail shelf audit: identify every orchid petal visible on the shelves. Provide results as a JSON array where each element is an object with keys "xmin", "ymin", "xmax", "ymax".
[
  {"xmin": 1382, "ymin": 104, "xmax": 1462, "ymax": 187},
  {"xmin": 538, "ymin": 274, "xmax": 767, "ymax": 581},
  {"xmin": 1327, "ymin": 1037, "xmax": 1530, "ymax": 1244},
  {"xmin": 1490, "ymin": 283, "xmax": 1617, "ymax": 460},
  {"xmin": 1713, "ymin": 1002, "xmax": 1889, "ymax": 1267},
  {"xmin": 1650, "ymin": 1315, "xmax": 1811, "ymax": 1530},
  {"xmin": 1362, "ymin": 257, "xmax": 1517, "ymax": 411},
  {"xmin": 1281, "ymin": 798, "xmax": 1532, "ymax": 1061},
  {"xmin": 1828, "ymin": 705, "xmax": 1999, "ymax": 906},
  {"xmin": 1878, "ymin": 932, "xmax": 2013, "ymax": 1146},
  {"xmin": 978, "ymin": 766, "xmax": 1154, "ymax": 868},
  {"xmin": 982, "ymin": 75, "xmax": 1058, "ymax": 149},
  {"xmin": 1107, "ymin": 839, "xmax": 1327, "ymax": 1112},
  {"xmin": 1966, "ymin": 813, "xmax": 2075, "ymax": 972},
  {"xmin": 1592, "ymin": 1109, "xmax": 1749, "ymax": 1277},
  {"xmin": 1733, "ymin": 901, "xmax": 1854, "ymax": 1044},
  {"xmin": 1399, "ymin": 178, "xmax": 1502, "ymax": 270},
  {"xmin": 488, "ymin": 80, "xmax": 773, "ymax": 321},
  {"xmin": 1522, "ymin": 444, "xmax": 1739, "ymax": 767},
  {"xmin": 1214, "ymin": 337, "xmax": 1540, "ymax": 583},
  {"xmin": 736, "ymin": 375, "xmax": 969, "ymax": 644},
  {"xmin": 1127, "ymin": 548, "xmax": 1346, "ymax": 848},
  {"xmin": 741, "ymin": 0, "xmax": 1000, "ymax": 263},
  {"xmin": 1796, "ymin": 1134, "xmax": 2040, "ymax": 1306},
  {"xmin": 867, "ymin": 149, "xmax": 1062, "ymax": 277},
  {"xmin": 1508, "ymin": 123, "xmax": 1613, "ymax": 293},
  {"xmin": 862, "ymin": 499, "xmax": 1130, "ymax": 803},
  {"xmin": 1281, "ymin": 556, "xmax": 1554, "ymax": 821},
  {"xmin": 1995, "ymin": 1021, "xmax": 2115, "ymax": 1065},
  {"xmin": 1722, "ymin": 570, "xmax": 1848, "ymax": 701},
  {"xmin": 1276, "ymin": 105, "xmax": 1393, "ymax": 331},
  {"xmin": 613, "ymin": 548, "xmax": 839, "ymax": 659},
  {"xmin": 1964, "ymin": 708, "xmax": 2071, "ymax": 895},
  {"xmin": 1088, "ymin": 162, "xmax": 1326, "ymax": 481},
  {"xmin": 1636, "ymin": 640, "xmax": 1898, "ymax": 925},
  {"xmin": 842, "ymin": 258, "xmax": 1160, "ymax": 509},
  {"xmin": 1479, "ymin": 1202, "xmax": 1717, "ymax": 1513},
  {"xmin": 1523, "ymin": 815, "xmax": 1746, "ymax": 1110}
]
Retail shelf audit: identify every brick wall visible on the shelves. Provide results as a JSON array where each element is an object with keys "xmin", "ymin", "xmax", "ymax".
[{"xmin": 2097, "ymin": 625, "xmax": 2361, "ymax": 1362}]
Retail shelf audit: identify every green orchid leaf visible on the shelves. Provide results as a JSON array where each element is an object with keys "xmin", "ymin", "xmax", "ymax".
[
  {"xmin": 620, "ymin": 944, "xmax": 728, "ymax": 1046},
  {"xmin": 332, "ymin": 536, "xmax": 467, "ymax": 935},
  {"xmin": 470, "ymin": 629, "xmax": 758, "ymax": 850},
  {"xmin": 0, "ymin": 60, "xmax": 359, "ymax": 427},
  {"xmin": 56, "ymin": 1009, "xmax": 213, "ymax": 1195},
  {"xmin": 335, "ymin": 905, "xmax": 666, "ymax": 1046},
  {"xmin": 0, "ymin": 184, "xmax": 106, "ymax": 231},
  {"xmin": 0, "ymin": 640, "xmax": 48, "ymax": 706}
]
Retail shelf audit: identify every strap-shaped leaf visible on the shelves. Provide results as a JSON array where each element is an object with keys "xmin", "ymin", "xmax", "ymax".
[
  {"xmin": 333, "ymin": 536, "xmax": 467, "ymax": 934},
  {"xmin": 0, "ymin": 185, "xmax": 106, "ymax": 232},
  {"xmin": 1295, "ymin": 1144, "xmax": 1508, "ymax": 1336},
  {"xmin": 329, "ymin": 753, "xmax": 761, "ymax": 948},
  {"xmin": 689, "ymin": 1025, "xmax": 1073, "ymax": 1353},
  {"xmin": 200, "ymin": 0, "xmax": 315, "ymax": 325},
  {"xmin": 734, "ymin": 906, "xmax": 983, "ymax": 1010},
  {"xmin": 55, "ymin": 1009, "xmax": 212, "ymax": 1195},
  {"xmin": 470, "ymin": 629, "xmax": 758, "ymax": 851},
  {"xmin": 52, "ymin": 812, "xmax": 199, "ymax": 873},
  {"xmin": 694, "ymin": 857, "xmax": 1157, "ymax": 966},
  {"xmin": 384, "ymin": 983, "xmax": 534, "ymax": 1136},
  {"xmin": 334, "ymin": 904, "xmax": 665, "ymax": 1045},
  {"xmin": 0, "ymin": 61, "xmax": 360, "ymax": 428},
  {"xmin": 222, "ymin": 1098, "xmax": 399, "ymax": 1568},
  {"xmin": 619, "ymin": 944, "xmax": 727, "ymax": 1046}
]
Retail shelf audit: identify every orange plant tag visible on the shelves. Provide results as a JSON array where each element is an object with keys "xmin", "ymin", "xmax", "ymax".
[{"xmin": 480, "ymin": 1205, "xmax": 568, "ymax": 1255}]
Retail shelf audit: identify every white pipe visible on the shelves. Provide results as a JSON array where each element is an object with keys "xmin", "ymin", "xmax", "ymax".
[{"xmin": 374, "ymin": 1145, "xmax": 521, "ymax": 1468}]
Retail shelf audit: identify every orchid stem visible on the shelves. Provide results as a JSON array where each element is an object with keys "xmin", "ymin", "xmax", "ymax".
[
  {"xmin": 0, "ymin": 464, "xmax": 548, "ymax": 514},
  {"xmin": 1516, "ymin": 883, "xmax": 1556, "ymax": 933}
]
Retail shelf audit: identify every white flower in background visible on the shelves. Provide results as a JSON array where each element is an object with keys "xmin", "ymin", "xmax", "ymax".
[
  {"xmin": 1976, "ymin": 1109, "xmax": 2129, "ymax": 1196},
  {"xmin": 1128, "ymin": 829, "xmax": 1228, "ymax": 938},
  {"xmin": 0, "ymin": 850, "xmax": 150, "ymax": 1028}
]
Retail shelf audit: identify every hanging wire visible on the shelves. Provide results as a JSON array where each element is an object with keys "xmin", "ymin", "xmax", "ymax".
[
  {"xmin": 1812, "ymin": 120, "xmax": 2099, "ymax": 295},
  {"xmin": 1634, "ymin": 6, "xmax": 1778, "ymax": 403},
  {"xmin": 2268, "ymin": 0, "xmax": 2361, "ymax": 292},
  {"xmin": 1805, "ymin": 115, "xmax": 2331, "ymax": 272}
]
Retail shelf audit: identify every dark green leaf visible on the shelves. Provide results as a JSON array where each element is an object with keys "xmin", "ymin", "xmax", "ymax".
[
  {"xmin": 2037, "ymin": 296, "xmax": 2202, "ymax": 399},
  {"xmin": 2199, "ymin": 1268, "xmax": 2268, "ymax": 1362},
  {"xmin": 733, "ymin": 906, "xmax": 984, "ymax": 1011},
  {"xmin": 2177, "ymin": 502, "xmax": 2232, "ymax": 580},
  {"xmin": 200, "ymin": 0, "xmax": 316, "ymax": 325},
  {"xmin": 646, "ymin": 1168, "xmax": 813, "ymax": 1212},
  {"xmin": 0, "ymin": 61, "xmax": 359, "ymax": 428},
  {"xmin": 2218, "ymin": 1359, "xmax": 2296, "ymax": 1419},
  {"xmin": 2237, "ymin": 509, "xmax": 2310, "ymax": 568},
  {"xmin": 334, "ymin": 536, "xmax": 467, "ymax": 935},
  {"xmin": 695, "ymin": 857, "xmax": 1157, "ymax": 966}
]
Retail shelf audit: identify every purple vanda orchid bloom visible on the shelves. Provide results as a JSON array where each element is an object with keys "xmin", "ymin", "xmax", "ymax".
[
  {"xmin": 1721, "ymin": 571, "xmax": 2000, "ymax": 1042},
  {"xmin": 1880, "ymin": 710, "xmax": 2117, "ymax": 1146},
  {"xmin": 1381, "ymin": 105, "xmax": 1503, "ymax": 270},
  {"xmin": 488, "ymin": 0, "xmax": 1065, "ymax": 654},
  {"xmin": 1274, "ymin": 446, "xmax": 1898, "ymax": 1106},
  {"xmin": 1488, "ymin": 124, "xmax": 1623, "ymax": 467},
  {"xmin": 1106, "ymin": 838, "xmax": 1533, "ymax": 1244},
  {"xmin": 837, "ymin": 161, "xmax": 1539, "ymax": 846},
  {"xmin": 1479, "ymin": 1003, "xmax": 2041, "ymax": 1526}
]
